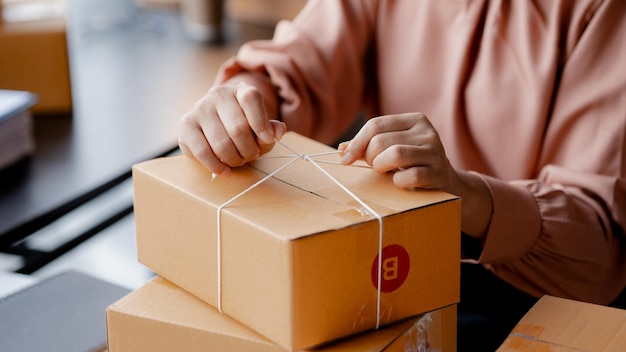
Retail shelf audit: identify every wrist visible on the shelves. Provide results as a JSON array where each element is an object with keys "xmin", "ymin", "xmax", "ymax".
[{"xmin": 456, "ymin": 170, "xmax": 493, "ymax": 241}]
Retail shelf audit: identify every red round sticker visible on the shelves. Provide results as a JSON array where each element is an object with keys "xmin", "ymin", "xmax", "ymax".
[{"xmin": 371, "ymin": 244, "xmax": 410, "ymax": 293}]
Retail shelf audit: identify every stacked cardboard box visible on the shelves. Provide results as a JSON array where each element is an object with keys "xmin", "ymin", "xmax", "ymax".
[
  {"xmin": 107, "ymin": 132, "xmax": 462, "ymax": 351},
  {"xmin": 107, "ymin": 276, "xmax": 458, "ymax": 351}
]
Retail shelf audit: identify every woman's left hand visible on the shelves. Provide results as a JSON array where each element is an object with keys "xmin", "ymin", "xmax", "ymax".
[
  {"xmin": 339, "ymin": 112, "xmax": 493, "ymax": 240},
  {"xmin": 339, "ymin": 112, "xmax": 457, "ymax": 192}
]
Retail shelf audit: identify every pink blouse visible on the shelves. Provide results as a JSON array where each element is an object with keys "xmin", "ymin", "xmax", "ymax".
[{"xmin": 216, "ymin": 0, "xmax": 626, "ymax": 304}]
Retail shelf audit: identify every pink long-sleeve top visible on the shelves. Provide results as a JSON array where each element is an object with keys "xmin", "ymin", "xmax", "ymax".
[{"xmin": 215, "ymin": 0, "xmax": 626, "ymax": 304}]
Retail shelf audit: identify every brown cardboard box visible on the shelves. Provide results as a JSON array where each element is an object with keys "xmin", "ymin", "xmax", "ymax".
[
  {"xmin": 132, "ymin": 131, "xmax": 461, "ymax": 350},
  {"xmin": 0, "ymin": 0, "xmax": 72, "ymax": 114},
  {"xmin": 106, "ymin": 276, "xmax": 457, "ymax": 352},
  {"xmin": 497, "ymin": 295, "xmax": 626, "ymax": 351}
]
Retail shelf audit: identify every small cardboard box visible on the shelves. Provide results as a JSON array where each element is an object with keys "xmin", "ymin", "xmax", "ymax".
[
  {"xmin": 106, "ymin": 276, "xmax": 458, "ymax": 352},
  {"xmin": 132, "ymin": 131, "xmax": 461, "ymax": 350},
  {"xmin": 0, "ymin": 0, "xmax": 72, "ymax": 114},
  {"xmin": 497, "ymin": 295, "xmax": 626, "ymax": 351}
]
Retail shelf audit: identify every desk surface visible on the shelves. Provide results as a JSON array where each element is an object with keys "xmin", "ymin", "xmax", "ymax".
[{"xmin": 0, "ymin": 0, "xmax": 268, "ymax": 245}]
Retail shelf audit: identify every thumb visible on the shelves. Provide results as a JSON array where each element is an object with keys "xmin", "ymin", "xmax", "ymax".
[{"xmin": 270, "ymin": 120, "xmax": 287, "ymax": 140}]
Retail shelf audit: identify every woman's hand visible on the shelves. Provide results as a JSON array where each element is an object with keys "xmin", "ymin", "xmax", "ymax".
[
  {"xmin": 339, "ymin": 112, "xmax": 457, "ymax": 190},
  {"xmin": 178, "ymin": 81, "xmax": 286, "ymax": 177},
  {"xmin": 339, "ymin": 112, "xmax": 493, "ymax": 240}
]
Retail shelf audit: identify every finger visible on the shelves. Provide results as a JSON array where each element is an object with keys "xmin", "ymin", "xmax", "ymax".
[
  {"xmin": 189, "ymin": 99, "xmax": 246, "ymax": 168},
  {"xmin": 370, "ymin": 142, "xmax": 441, "ymax": 171},
  {"xmin": 270, "ymin": 120, "xmax": 287, "ymax": 140},
  {"xmin": 236, "ymin": 83, "xmax": 276, "ymax": 145},
  {"xmin": 340, "ymin": 117, "xmax": 383, "ymax": 165},
  {"xmin": 362, "ymin": 131, "xmax": 411, "ymax": 166},
  {"xmin": 259, "ymin": 120, "xmax": 287, "ymax": 155},
  {"xmin": 392, "ymin": 166, "xmax": 442, "ymax": 190},
  {"xmin": 178, "ymin": 122, "xmax": 232, "ymax": 177},
  {"xmin": 211, "ymin": 88, "xmax": 261, "ymax": 162},
  {"xmin": 341, "ymin": 114, "xmax": 418, "ymax": 165}
]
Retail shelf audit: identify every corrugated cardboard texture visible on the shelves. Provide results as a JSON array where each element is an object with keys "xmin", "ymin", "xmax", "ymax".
[
  {"xmin": 497, "ymin": 295, "xmax": 626, "ymax": 351},
  {"xmin": 106, "ymin": 276, "xmax": 457, "ymax": 352},
  {"xmin": 132, "ymin": 131, "xmax": 461, "ymax": 350}
]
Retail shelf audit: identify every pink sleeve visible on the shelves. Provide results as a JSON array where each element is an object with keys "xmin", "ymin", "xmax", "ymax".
[
  {"xmin": 469, "ymin": 0, "xmax": 626, "ymax": 305},
  {"xmin": 475, "ymin": 174, "xmax": 626, "ymax": 305},
  {"xmin": 215, "ymin": 0, "xmax": 378, "ymax": 145}
]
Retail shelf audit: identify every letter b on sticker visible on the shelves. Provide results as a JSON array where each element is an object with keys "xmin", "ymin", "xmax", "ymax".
[{"xmin": 371, "ymin": 244, "xmax": 410, "ymax": 293}]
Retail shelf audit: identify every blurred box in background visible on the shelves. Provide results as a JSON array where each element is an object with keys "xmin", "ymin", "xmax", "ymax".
[
  {"xmin": 180, "ymin": 0, "xmax": 224, "ymax": 43},
  {"xmin": 136, "ymin": 0, "xmax": 307, "ymax": 43},
  {"xmin": 0, "ymin": 0, "xmax": 72, "ymax": 115},
  {"xmin": 225, "ymin": 0, "xmax": 306, "ymax": 27}
]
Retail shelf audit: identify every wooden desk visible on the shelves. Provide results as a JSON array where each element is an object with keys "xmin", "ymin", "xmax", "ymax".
[{"xmin": 0, "ymin": 0, "xmax": 270, "ymax": 250}]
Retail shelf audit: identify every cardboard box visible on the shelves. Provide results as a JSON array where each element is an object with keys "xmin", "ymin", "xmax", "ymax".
[
  {"xmin": 0, "ymin": 0, "xmax": 72, "ymax": 114},
  {"xmin": 497, "ymin": 295, "xmax": 626, "ymax": 351},
  {"xmin": 106, "ymin": 276, "xmax": 458, "ymax": 352},
  {"xmin": 132, "ymin": 131, "xmax": 461, "ymax": 350}
]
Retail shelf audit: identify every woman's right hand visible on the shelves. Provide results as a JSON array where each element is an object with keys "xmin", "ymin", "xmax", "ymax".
[{"xmin": 178, "ymin": 81, "xmax": 286, "ymax": 176}]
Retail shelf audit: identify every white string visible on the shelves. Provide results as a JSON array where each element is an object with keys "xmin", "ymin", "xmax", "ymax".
[
  {"xmin": 216, "ymin": 156, "xmax": 299, "ymax": 312},
  {"xmin": 215, "ymin": 139, "xmax": 384, "ymax": 328},
  {"xmin": 307, "ymin": 159, "xmax": 372, "ymax": 168},
  {"xmin": 299, "ymin": 153, "xmax": 384, "ymax": 328}
]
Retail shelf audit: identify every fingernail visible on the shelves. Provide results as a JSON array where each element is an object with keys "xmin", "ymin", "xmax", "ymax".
[
  {"xmin": 340, "ymin": 151, "xmax": 353, "ymax": 165},
  {"xmin": 337, "ymin": 142, "xmax": 348, "ymax": 152},
  {"xmin": 276, "ymin": 122, "xmax": 287, "ymax": 139},
  {"xmin": 220, "ymin": 168, "xmax": 232, "ymax": 177},
  {"xmin": 259, "ymin": 130, "xmax": 274, "ymax": 144}
]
